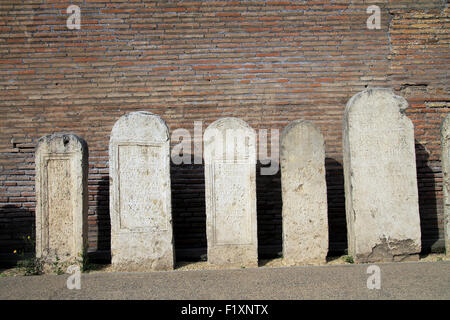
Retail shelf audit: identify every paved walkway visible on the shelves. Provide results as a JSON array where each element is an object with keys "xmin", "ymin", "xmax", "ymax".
[{"xmin": 0, "ymin": 261, "xmax": 449, "ymax": 299}]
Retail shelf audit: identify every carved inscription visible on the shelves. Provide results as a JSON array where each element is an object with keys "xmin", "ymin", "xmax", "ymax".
[
  {"xmin": 47, "ymin": 158, "xmax": 73, "ymax": 257},
  {"xmin": 118, "ymin": 144, "xmax": 166, "ymax": 231},
  {"xmin": 213, "ymin": 161, "xmax": 252, "ymax": 245}
]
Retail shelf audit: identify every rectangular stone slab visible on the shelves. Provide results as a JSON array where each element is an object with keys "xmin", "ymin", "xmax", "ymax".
[
  {"xmin": 441, "ymin": 114, "xmax": 450, "ymax": 256},
  {"xmin": 343, "ymin": 88, "xmax": 421, "ymax": 263},
  {"xmin": 281, "ymin": 120, "xmax": 329, "ymax": 265},
  {"xmin": 109, "ymin": 111, "xmax": 174, "ymax": 271},
  {"xmin": 204, "ymin": 118, "xmax": 258, "ymax": 268},
  {"xmin": 35, "ymin": 134, "xmax": 88, "ymax": 272}
]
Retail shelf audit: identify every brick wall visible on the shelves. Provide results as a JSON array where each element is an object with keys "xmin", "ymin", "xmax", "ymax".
[{"xmin": 0, "ymin": 0, "xmax": 448, "ymax": 264}]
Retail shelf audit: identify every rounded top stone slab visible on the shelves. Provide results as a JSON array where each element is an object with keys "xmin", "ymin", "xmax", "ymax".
[
  {"xmin": 205, "ymin": 117, "xmax": 255, "ymax": 133},
  {"xmin": 343, "ymin": 89, "xmax": 421, "ymax": 262},
  {"xmin": 344, "ymin": 88, "xmax": 413, "ymax": 135},
  {"xmin": 345, "ymin": 88, "xmax": 409, "ymax": 116},
  {"xmin": 110, "ymin": 111, "xmax": 169, "ymax": 143},
  {"xmin": 280, "ymin": 120, "xmax": 325, "ymax": 164},
  {"xmin": 281, "ymin": 119, "xmax": 323, "ymax": 141},
  {"xmin": 204, "ymin": 117, "xmax": 256, "ymax": 164}
]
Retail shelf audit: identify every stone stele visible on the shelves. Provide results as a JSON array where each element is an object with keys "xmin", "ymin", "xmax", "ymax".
[
  {"xmin": 109, "ymin": 111, "xmax": 174, "ymax": 271},
  {"xmin": 280, "ymin": 120, "xmax": 328, "ymax": 265},
  {"xmin": 441, "ymin": 114, "xmax": 450, "ymax": 256},
  {"xmin": 35, "ymin": 133, "xmax": 88, "ymax": 272},
  {"xmin": 204, "ymin": 117, "xmax": 258, "ymax": 268},
  {"xmin": 343, "ymin": 88, "xmax": 421, "ymax": 263}
]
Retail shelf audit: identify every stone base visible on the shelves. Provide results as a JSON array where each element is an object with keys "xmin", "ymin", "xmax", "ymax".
[
  {"xmin": 282, "ymin": 258, "xmax": 327, "ymax": 267},
  {"xmin": 111, "ymin": 255, "xmax": 174, "ymax": 272},
  {"xmin": 39, "ymin": 257, "xmax": 84, "ymax": 274},
  {"xmin": 207, "ymin": 245, "xmax": 258, "ymax": 268}
]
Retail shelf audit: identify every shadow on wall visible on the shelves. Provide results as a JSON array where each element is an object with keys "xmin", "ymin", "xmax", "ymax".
[
  {"xmin": 171, "ymin": 155, "xmax": 207, "ymax": 261},
  {"xmin": 256, "ymin": 163, "xmax": 282, "ymax": 259},
  {"xmin": 0, "ymin": 205, "xmax": 34, "ymax": 267},
  {"xmin": 415, "ymin": 141, "xmax": 441, "ymax": 253},
  {"xmin": 92, "ymin": 176, "xmax": 111, "ymax": 263},
  {"xmin": 325, "ymin": 158, "xmax": 348, "ymax": 256}
]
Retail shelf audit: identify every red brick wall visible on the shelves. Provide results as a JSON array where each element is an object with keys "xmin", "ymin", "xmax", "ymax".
[{"xmin": 0, "ymin": 1, "xmax": 448, "ymax": 263}]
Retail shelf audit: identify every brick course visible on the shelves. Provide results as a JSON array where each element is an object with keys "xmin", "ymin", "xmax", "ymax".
[{"xmin": 0, "ymin": 0, "xmax": 448, "ymax": 264}]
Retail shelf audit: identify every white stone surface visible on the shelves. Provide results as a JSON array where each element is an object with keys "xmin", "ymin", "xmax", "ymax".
[
  {"xmin": 343, "ymin": 88, "xmax": 421, "ymax": 263},
  {"xmin": 35, "ymin": 134, "xmax": 88, "ymax": 272},
  {"xmin": 109, "ymin": 111, "xmax": 174, "ymax": 271},
  {"xmin": 441, "ymin": 114, "xmax": 450, "ymax": 256},
  {"xmin": 204, "ymin": 118, "xmax": 258, "ymax": 268},
  {"xmin": 281, "ymin": 120, "xmax": 328, "ymax": 264}
]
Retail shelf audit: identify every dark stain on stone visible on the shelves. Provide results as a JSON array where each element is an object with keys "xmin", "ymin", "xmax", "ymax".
[{"xmin": 63, "ymin": 135, "xmax": 69, "ymax": 146}]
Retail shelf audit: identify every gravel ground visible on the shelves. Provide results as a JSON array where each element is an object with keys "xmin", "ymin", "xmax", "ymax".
[{"xmin": 1, "ymin": 253, "xmax": 448, "ymax": 276}]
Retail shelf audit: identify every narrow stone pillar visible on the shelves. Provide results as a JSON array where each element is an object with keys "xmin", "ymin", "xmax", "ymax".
[
  {"xmin": 109, "ymin": 111, "xmax": 174, "ymax": 271},
  {"xmin": 204, "ymin": 118, "xmax": 258, "ymax": 268},
  {"xmin": 35, "ymin": 133, "xmax": 88, "ymax": 272},
  {"xmin": 441, "ymin": 114, "xmax": 450, "ymax": 256},
  {"xmin": 343, "ymin": 88, "xmax": 421, "ymax": 263},
  {"xmin": 280, "ymin": 120, "xmax": 328, "ymax": 264}
]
